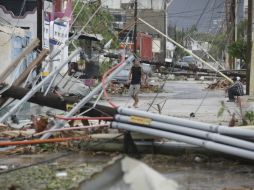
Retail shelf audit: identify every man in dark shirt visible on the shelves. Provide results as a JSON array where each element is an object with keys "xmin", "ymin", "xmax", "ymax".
[{"xmin": 128, "ymin": 58, "xmax": 144, "ymax": 108}]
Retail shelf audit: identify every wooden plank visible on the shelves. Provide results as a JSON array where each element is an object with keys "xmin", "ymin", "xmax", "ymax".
[
  {"xmin": 0, "ymin": 49, "xmax": 48, "ymax": 107},
  {"xmin": 13, "ymin": 49, "xmax": 48, "ymax": 86},
  {"xmin": 0, "ymin": 38, "xmax": 39, "ymax": 84}
]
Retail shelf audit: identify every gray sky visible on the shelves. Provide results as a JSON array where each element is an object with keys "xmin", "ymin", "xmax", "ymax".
[{"xmin": 167, "ymin": 0, "xmax": 244, "ymax": 33}]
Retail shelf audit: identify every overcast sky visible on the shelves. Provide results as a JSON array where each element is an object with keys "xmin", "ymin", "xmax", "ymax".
[{"xmin": 167, "ymin": 0, "xmax": 244, "ymax": 33}]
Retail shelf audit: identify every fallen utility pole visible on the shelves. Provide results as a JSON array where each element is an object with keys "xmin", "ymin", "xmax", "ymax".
[
  {"xmin": 138, "ymin": 18, "xmax": 233, "ymax": 83},
  {"xmin": 143, "ymin": 60, "xmax": 246, "ymax": 78},
  {"xmin": 40, "ymin": 55, "xmax": 135, "ymax": 139},
  {"xmin": 115, "ymin": 114, "xmax": 254, "ymax": 151},
  {"xmin": 112, "ymin": 122, "xmax": 254, "ymax": 161},
  {"xmin": 0, "ymin": 48, "xmax": 81, "ymax": 123},
  {"xmin": 0, "ymin": 85, "xmax": 116, "ymax": 117},
  {"xmin": 0, "ymin": 38, "xmax": 40, "ymax": 84},
  {"xmin": 187, "ymin": 36, "xmax": 225, "ymax": 70},
  {"xmin": 117, "ymin": 107, "xmax": 254, "ymax": 138}
]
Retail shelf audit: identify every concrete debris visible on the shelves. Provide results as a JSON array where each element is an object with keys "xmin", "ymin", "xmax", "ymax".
[
  {"xmin": 53, "ymin": 74, "xmax": 90, "ymax": 97},
  {"xmin": 31, "ymin": 115, "xmax": 49, "ymax": 133},
  {"xmin": 7, "ymin": 120, "xmax": 32, "ymax": 130},
  {"xmin": 0, "ymin": 165, "xmax": 8, "ymax": 170},
  {"xmin": 122, "ymin": 157, "xmax": 178, "ymax": 190},
  {"xmin": 56, "ymin": 171, "xmax": 68, "ymax": 177}
]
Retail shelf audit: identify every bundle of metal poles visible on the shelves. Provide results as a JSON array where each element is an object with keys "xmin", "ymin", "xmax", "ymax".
[
  {"xmin": 111, "ymin": 107, "xmax": 254, "ymax": 160},
  {"xmin": 40, "ymin": 55, "xmax": 135, "ymax": 139}
]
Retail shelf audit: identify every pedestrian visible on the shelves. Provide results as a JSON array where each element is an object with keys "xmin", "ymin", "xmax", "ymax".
[
  {"xmin": 227, "ymin": 76, "xmax": 244, "ymax": 102},
  {"xmin": 128, "ymin": 58, "xmax": 144, "ymax": 108}
]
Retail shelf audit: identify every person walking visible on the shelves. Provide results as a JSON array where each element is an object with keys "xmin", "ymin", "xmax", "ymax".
[{"xmin": 128, "ymin": 58, "xmax": 144, "ymax": 108}]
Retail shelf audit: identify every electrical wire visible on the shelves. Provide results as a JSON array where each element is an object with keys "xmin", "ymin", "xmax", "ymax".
[
  {"xmin": 101, "ymin": 55, "xmax": 125, "ymax": 108},
  {"xmin": 146, "ymin": 62, "xmax": 176, "ymax": 112},
  {"xmin": 33, "ymin": 124, "xmax": 109, "ymax": 137},
  {"xmin": 0, "ymin": 133, "xmax": 124, "ymax": 175},
  {"xmin": 70, "ymin": 1, "xmax": 86, "ymax": 30},
  {"xmin": 145, "ymin": 0, "xmax": 228, "ymax": 115},
  {"xmin": 195, "ymin": 0, "xmax": 211, "ymax": 27},
  {"xmin": 2, "ymin": 0, "xmax": 27, "ymax": 45},
  {"xmin": 77, "ymin": 90, "xmax": 104, "ymax": 116},
  {"xmin": 208, "ymin": 0, "xmax": 218, "ymax": 33},
  {"xmin": 54, "ymin": 115, "xmax": 113, "ymax": 121}
]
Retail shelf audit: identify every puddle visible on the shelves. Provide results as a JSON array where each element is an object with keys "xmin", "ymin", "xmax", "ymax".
[{"xmin": 142, "ymin": 155, "xmax": 254, "ymax": 190}]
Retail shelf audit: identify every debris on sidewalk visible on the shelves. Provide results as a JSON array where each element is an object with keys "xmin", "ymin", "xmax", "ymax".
[{"xmin": 207, "ymin": 79, "xmax": 231, "ymax": 89}]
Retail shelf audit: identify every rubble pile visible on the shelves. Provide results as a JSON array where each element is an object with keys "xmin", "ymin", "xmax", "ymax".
[{"xmin": 207, "ymin": 79, "xmax": 231, "ymax": 90}]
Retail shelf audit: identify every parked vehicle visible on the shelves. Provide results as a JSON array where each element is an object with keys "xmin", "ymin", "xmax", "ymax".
[{"xmin": 176, "ymin": 56, "xmax": 203, "ymax": 69}]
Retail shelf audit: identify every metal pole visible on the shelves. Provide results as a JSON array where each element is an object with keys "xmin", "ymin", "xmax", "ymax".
[
  {"xmin": 37, "ymin": 0, "xmax": 43, "ymax": 50},
  {"xmin": 133, "ymin": 0, "xmax": 137, "ymax": 54},
  {"xmin": 246, "ymin": 0, "xmax": 253, "ymax": 95},
  {"xmin": 117, "ymin": 106, "xmax": 254, "ymax": 137},
  {"xmin": 234, "ymin": 0, "xmax": 238, "ymax": 69},
  {"xmin": 0, "ymin": 49, "xmax": 81, "ymax": 123},
  {"xmin": 235, "ymin": 0, "xmax": 238, "ymax": 43},
  {"xmin": 40, "ymin": 55, "xmax": 135, "ymax": 139},
  {"xmin": 188, "ymin": 36, "xmax": 225, "ymax": 70},
  {"xmin": 138, "ymin": 17, "xmax": 233, "ymax": 83},
  {"xmin": 66, "ymin": 55, "xmax": 134, "ymax": 117},
  {"xmin": 44, "ymin": 73, "xmax": 58, "ymax": 96},
  {"xmin": 112, "ymin": 122, "xmax": 254, "ymax": 160},
  {"xmin": 115, "ymin": 114, "xmax": 254, "ymax": 151}
]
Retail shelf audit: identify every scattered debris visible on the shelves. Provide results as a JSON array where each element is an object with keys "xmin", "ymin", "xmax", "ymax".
[
  {"xmin": 229, "ymin": 113, "xmax": 238, "ymax": 127},
  {"xmin": 31, "ymin": 115, "xmax": 49, "ymax": 133},
  {"xmin": 207, "ymin": 79, "xmax": 231, "ymax": 89},
  {"xmin": 0, "ymin": 165, "xmax": 8, "ymax": 170},
  {"xmin": 56, "ymin": 171, "xmax": 68, "ymax": 178}
]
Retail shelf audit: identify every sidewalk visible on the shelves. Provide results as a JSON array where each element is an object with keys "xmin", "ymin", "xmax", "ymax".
[{"xmin": 108, "ymin": 80, "xmax": 243, "ymax": 126}]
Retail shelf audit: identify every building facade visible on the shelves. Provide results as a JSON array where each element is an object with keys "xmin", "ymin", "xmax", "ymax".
[
  {"xmin": 0, "ymin": 0, "xmax": 37, "ymax": 83},
  {"xmin": 103, "ymin": 0, "xmax": 167, "ymax": 63},
  {"xmin": 43, "ymin": 0, "xmax": 72, "ymax": 73}
]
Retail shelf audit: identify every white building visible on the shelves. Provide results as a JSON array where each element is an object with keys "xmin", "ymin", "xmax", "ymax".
[{"xmin": 0, "ymin": 1, "xmax": 37, "ymax": 84}]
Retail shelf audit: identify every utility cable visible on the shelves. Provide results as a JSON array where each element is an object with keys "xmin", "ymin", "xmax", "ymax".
[
  {"xmin": 101, "ymin": 55, "xmax": 125, "ymax": 108},
  {"xmin": 2, "ymin": 0, "xmax": 27, "ymax": 45},
  {"xmin": 0, "ymin": 133, "xmax": 124, "ymax": 175}
]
